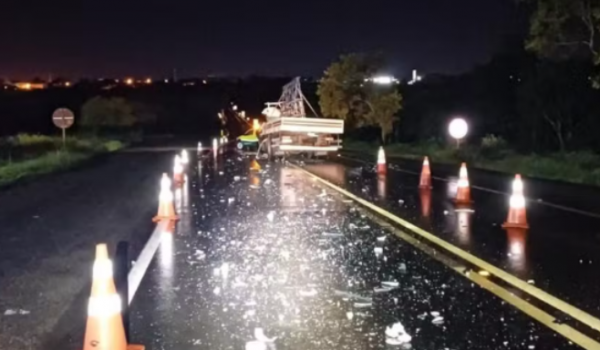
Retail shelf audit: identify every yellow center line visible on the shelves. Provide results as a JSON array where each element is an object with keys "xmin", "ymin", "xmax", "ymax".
[{"xmin": 292, "ymin": 164, "xmax": 600, "ymax": 347}]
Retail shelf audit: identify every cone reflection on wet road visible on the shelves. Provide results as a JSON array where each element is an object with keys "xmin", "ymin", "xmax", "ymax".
[
  {"xmin": 377, "ymin": 175, "xmax": 387, "ymax": 201},
  {"xmin": 419, "ymin": 189, "xmax": 432, "ymax": 227},
  {"xmin": 456, "ymin": 207, "xmax": 473, "ymax": 245},
  {"xmin": 505, "ymin": 227, "xmax": 528, "ymax": 275}
]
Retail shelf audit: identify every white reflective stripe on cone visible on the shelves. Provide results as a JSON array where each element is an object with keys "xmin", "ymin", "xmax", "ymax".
[
  {"xmin": 159, "ymin": 190, "xmax": 173, "ymax": 202},
  {"xmin": 93, "ymin": 260, "xmax": 113, "ymax": 279},
  {"xmin": 510, "ymin": 195, "xmax": 526, "ymax": 209},
  {"xmin": 88, "ymin": 294, "xmax": 122, "ymax": 317}
]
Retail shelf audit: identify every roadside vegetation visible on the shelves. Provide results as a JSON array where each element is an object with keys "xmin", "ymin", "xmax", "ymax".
[
  {"xmin": 0, "ymin": 134, "xmax": 125, "ymax": 186},
  {"xmin": 344, "ymin": 136, "xmax": 600, "ymax": 187}
]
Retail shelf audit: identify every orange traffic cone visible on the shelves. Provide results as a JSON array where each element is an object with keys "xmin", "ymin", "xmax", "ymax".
[
  {"xmin": 153, "ymin": 174, "xmax": 179, "ymax": 222},
  {"xmin": 503, "ymin": 174, "xmax": 529, "ymax": 229},
  {"xmin": 419, "ymin": 157, "xmax": 432, "ymax": 189},
  {"xmin": 173, "ymin": 155, "xmax": 184, "ymax": 186},
  {"xmin": 455, "ymin": 163, "xmax": 471, "ymax": 205},
  {"xmin": 83, "ymin": 244, "xmax": 144, "ymax": 350},
  {"xmin": 377, "ymin": 147, "xmax": 386, "ymax": 176},
  {"xmin": 250, "ymin": 159, "xmax": 262, "ymax": 172}
]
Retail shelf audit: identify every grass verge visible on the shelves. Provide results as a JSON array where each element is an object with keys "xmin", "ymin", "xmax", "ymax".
[
  {"xmin": 343, "ymin": 139, "xmax": 600, "ymax": 187},
  {"xmin": 0, "ymin": 135, "xmax": 125, "ymax": 187}
]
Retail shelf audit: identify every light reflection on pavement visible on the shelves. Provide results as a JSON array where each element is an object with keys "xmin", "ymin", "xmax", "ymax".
[{"xmin": 130, "ymin": 155, "xmax": 576, "ymax": 350}]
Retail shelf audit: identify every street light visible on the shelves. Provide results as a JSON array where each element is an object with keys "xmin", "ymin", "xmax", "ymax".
[
  {"xmin": 253, "ymin": 119, "xmax": 260, "ymax": 132},
  {"xmin": 448, "ymin": 118, "xmax": 468, "ymax": 149}
]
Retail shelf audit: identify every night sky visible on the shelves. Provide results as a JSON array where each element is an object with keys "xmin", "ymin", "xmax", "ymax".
[{"xmin": 0, "ymin": 0, "xmax": 522, "ymax": 79}]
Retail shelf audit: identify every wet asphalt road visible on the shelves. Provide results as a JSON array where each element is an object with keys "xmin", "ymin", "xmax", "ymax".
[
  {"xmin": 0, "ymin": 150, "xmax": 172, "ymax": 350},
  {"xmin": 308, "ymin": 155, "xmax": 600, "ymax": 323},
  {"xmin": 130, "ymin": 153, "xmax": 576, "ymax": 349}
]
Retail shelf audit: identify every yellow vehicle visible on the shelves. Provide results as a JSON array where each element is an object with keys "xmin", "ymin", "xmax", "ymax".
[{"xmin": 236, "ymin": 130, "xmax": 259, "ymax": 150}]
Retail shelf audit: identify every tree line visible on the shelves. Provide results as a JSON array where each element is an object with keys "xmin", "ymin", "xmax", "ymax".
[{"xmin": 317, "ymin": 1, "xmax": 600, "ymax": 154}]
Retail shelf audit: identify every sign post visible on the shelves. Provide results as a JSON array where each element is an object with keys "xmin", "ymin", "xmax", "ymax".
[{"xmin": 52, "ymin": 108, "xmax": 75, "ymax": 148}]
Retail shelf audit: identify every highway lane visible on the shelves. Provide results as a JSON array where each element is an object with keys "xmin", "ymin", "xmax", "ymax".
[
  {"xmin": 130, "ymin": 154, "xmax": 577, "ymax": 349},
  {"xmin": 0, "ymin": 150, "xmax": 173, "ymax": 350},
  {"xmin": 305, "ymin": 156, "xmax": 600, "ymax": 325}
]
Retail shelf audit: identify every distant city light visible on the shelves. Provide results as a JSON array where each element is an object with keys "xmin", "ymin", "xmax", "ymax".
[
  {"xmin": 145, "ymin": 78, "xmax": 152, "ymax": 84},
  {"xmin": 15, "ymin": 82, "xmax": 45, "ymax": 91},
  {"xmin": 65, "ymin": 81, "xmax": 71, "ymax": 87},
  {"xmin": 125, "ymin": 78, "xmax": 134, "ymax": 85}
]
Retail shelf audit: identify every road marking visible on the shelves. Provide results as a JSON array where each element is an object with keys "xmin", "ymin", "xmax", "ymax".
[
  {"xmin": 359, "ymin": 207, "xmax": 600, "ymax": 349},
  {"xmin": 127, "ymin": 219, "xmax": 169, "ymax": 305},
  {"xmin": 293, "ymin": 164, "xmax": 600, "ymax": 340},
  {"xmin": 339, "ymin": 154, "xmax": 600, "ymax": 219}
]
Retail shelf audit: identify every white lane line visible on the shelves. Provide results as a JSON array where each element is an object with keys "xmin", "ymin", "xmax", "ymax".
[
  {"xmin": 340, "ymin": 154, "xmax": 600, "ymax": 219},
  {"xmin": 127, "ymin": 220, "xmax": 169, "ymax": 305}
]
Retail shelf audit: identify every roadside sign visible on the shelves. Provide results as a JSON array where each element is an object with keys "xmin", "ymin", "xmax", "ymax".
[
  {"xmin": 52, "ymin": 108, "xmax": 75, "ymax": 147},
  {"xmin": 52, "ymin": 108, "xmax": 75, "ymax": 129}
]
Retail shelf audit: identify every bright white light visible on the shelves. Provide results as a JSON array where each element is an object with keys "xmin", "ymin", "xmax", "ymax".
[
  {"xmin": 372, "ymin": 76, "xmax": 396, "ymax": 85},
  {"xmin": 232, "ymin": 105, "xmax": 238, "ymax": 111},
  {"xmin": 449, "ymin": 118, "xmax": 468, "ymax": 140},
  {"xmin": 213, "ymin": 138, "xmax": 218, "ymax": 151},
  {"xmin": 197, "ymin": 142, "xmax": 202, "ymax": 152}
]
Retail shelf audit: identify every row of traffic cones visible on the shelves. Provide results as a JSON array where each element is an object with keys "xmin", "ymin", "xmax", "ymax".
[
  {"xmin": 82, "ymin": 150, "xmax": 189, "ymax": 350},
  {"xmin": 376, "ymin": 146, "xmax": 528, "ymax": 229}
]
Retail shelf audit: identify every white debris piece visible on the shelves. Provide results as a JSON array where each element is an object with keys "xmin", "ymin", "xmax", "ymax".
[
  {"xmin": 398, "ymin": 199, "xmax": 405, "ymax": 205},
  {"xmin": 228, "ymin": 197, "xmax": 235, "ymax": 204},
  {"xmin": 221, "ymin": 263, "xmax": 230, "ymax": 279},
  {"xmin": 234, "ymin": 176, "xmax": 241, "ymax": 181},
  {"xmin": 195, "ymin": 250, "xmax": 206, "ymax": 260},
  {"xmin": 430, "ymin": 311, "xmax": 440, "ymax": 317},
  {"xmin": 353, "ymin": 301, "xmax": 372, "ymax": 308},
  {"xmin": 374, "ymin": 286, "xmax": 394, "ymax": 293},
  {"xmin": 382, "ymin": 281, "xmax": 400, "ymax": 288},
  {"xmin": 246, "ymin": 341, "xmax": 267, "ymax": 350},
  {"xmin": 264, "ymin": 179, "xmax": 273, "ymax": 186},
  {"xmin": 432, "ymin": 316, "xmax": 444, "ymax": 324},
  {"xmin": 299, "ymin": 289, "xmax": 318, "ymax": 297},
  {"xmin": 254, "ymin": 328, "xmax": 277, "ymax": 342},
  {"xmin": 385, "ymin": 322, "xmax": 412, "ymax": 346},
  {"xmin": 323, "ymin": 232, "xmax": 343, "ymax": 237},
  {"xmin": 346, "ymin": 311, "xmax": 354, "ymax": 320},
  {"xmin": 374, "ymin": 247, "xmax": 383, "ymax": 255},
  {"xmin": 267, "ymin": 211, "xmax": 276, "ymax": 222},
  {"xmin": 377, "ymin": 236, "xmax": 387, "ymax": 242}
]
